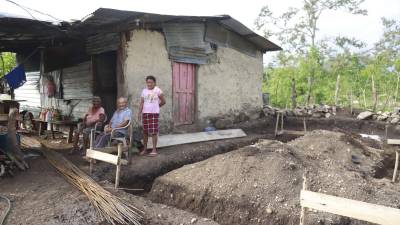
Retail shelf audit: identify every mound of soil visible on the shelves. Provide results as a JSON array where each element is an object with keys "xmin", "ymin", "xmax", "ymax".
[{"xmin": 149, "ymin": 130, "xmax": 400, "ymax": 225}]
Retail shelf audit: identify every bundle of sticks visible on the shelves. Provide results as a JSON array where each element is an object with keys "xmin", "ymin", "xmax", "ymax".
[{"xmin": 41, "ymin": 149, "xmax": 143, "ymax": 225}]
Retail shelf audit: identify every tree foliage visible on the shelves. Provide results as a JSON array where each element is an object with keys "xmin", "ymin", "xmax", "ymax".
[
  {"xmin": 257, "ymin": 1, "xmax": 400, "ymax": 112},
  {"xmin": 0, "ymin": 52, "xmax": 17, "ymax": 77}
]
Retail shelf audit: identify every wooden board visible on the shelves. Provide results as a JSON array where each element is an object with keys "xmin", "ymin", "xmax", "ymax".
[
  {"xmin": 86, "ymin": 149, "xmax": 127, "ymax": 165},
  {"xmin": 147, "ymin": 129, "xmax": 247, "ymax": 149},
  {"xmin": 300, "ymin": 190, "xmax": 400, "ymax": 225},
  {"xmin": 387, "ymin": 139, "xmax": 400, "ymax": 145}
]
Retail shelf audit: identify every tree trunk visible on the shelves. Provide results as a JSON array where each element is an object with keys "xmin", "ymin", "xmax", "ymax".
[
  {"xmin": 334, "ymin": 74, "xmax": 341, "ymax": 106},
  {"xmin": 372, "ymin": 74, "xmax": 378, "ymax": 112},
  {"xmin": 306, "ymin": 76, "xmax": 313, "ymax": 107},
  {"xmin": 395, "ymin": 75, "xmax": 399, "ymax": 104},
  {"xmin": 349, "ymin": 88, "xmax": 353, "ymax": 114},
  {"xmin": 362, "ymin": 89, "xmax": 367, "ymax": 109},
  {"xmin": 291, "ymin": 78, "xmax": 297, "ymax": 109},
  {"xmin": 275, "ymin": 78, "xmax": 280, "ymax": 106}
]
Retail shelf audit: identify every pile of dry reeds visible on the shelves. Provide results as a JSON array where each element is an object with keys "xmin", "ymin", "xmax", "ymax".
[{"xmin": 41, "ymin": 149, "xmax": 143, "ymax": 225}]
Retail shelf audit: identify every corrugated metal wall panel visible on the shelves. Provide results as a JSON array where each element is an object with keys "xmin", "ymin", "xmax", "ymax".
[
  {"xmin": 62, "ymin": 61, "xmax": 93, "ymax": 100},
  {"xmin": 41, "ymin": 61, "xmax": 93, "ymax": 119},
  {"xmin": 86, "ymin": 33, "xmax": 120, "ymax": 55},
  {"xmin": 14, "ymin": 71, "xmax": 41, "ymax": 114},
  {"xmin": 162, "ymin": 23, "xmax": 214, "ymax": 64}
]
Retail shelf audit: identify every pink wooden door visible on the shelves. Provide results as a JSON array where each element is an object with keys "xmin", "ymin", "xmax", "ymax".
[{"xmin": 173, "ymin": 62, "xmax": 196, "ymax": 125}]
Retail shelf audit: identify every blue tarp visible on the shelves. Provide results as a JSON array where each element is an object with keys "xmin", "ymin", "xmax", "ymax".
[{"xmin": 5, "ymin": 64, "xmax": 26, "ymax": 89}]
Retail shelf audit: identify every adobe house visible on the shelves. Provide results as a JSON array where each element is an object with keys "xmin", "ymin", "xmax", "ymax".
[{"xmin": 1, "ymin": 8, "xmax": 281, "ymax": 132}]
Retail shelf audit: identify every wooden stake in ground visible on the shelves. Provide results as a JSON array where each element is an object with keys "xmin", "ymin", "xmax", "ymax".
[
  {"xmin": 372, "ymin": 74, "xmax": 378, "ymax": 112},
  {"xmin": 334, "ymin": 74, "xmax": 340, "ymax": 106},
  {"xmin": 291, "ymin": 78, "xmax": 297, "ymax": 109}
]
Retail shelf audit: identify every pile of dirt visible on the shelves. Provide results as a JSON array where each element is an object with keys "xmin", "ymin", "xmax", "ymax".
[{"xmin": 149, "ymin": 130, "xmax": 400, "ymax": 225}]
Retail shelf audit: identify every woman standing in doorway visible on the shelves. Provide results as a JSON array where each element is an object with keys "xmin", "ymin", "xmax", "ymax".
[{"xmin": 138, "ymin": 75, "xmax": 166, "ymax": 156}]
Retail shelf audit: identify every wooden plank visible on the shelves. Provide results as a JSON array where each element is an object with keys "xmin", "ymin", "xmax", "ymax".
[
  {"xmin": 387, "ymin": 139, "xmax": 400, "ymax": 145},
  {"xmin": 300, "ymin": 190, "xmax": 400, "ymax": 225},
  {"xmin": 87, "ymin": 149, "xmax": 118, "ymax": 165},
  {"xmin": 86, "ymin": 149, "xmax": 128, "ymax": 165},
  {"xmin": 147, "ymin": 129, "xmax": 246, "ymax": 149}
]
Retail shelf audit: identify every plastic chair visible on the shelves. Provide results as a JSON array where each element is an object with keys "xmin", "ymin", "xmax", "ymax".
[{"xmin": 109, "ymin": 120, "xmax": 132, "ymax": 163}]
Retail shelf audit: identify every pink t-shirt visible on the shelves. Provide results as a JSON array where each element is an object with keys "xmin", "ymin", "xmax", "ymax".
[
  {"xmin": 85, "ymin": 107, "xmax": 105, "ymax": 126},
  {"xmin": 141, "ymin": 86, "xmax": 163, "ymax": 114}
]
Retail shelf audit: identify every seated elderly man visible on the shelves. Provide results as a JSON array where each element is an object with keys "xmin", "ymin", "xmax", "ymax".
[
  {"xmin": 94, "ymin": 97, "xmax": 132, "ymax": 148},
  {"xmin": 71, "ymin": 96, "xmax": 106, "ymax": 153}
]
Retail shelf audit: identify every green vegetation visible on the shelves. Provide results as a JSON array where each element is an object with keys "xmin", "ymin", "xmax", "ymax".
[
  {"xmin": 0, "ymin": 52, "xmax": 17, "ymax": 77},
  {"xmin": 257, "ymin": 0, "xmax": 400, "ymax": 112}
]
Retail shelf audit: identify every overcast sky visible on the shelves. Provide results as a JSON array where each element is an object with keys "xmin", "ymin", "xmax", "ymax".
[{"xmin": 1, "ymin": 0, "xmax": 399, "ymax": 49}]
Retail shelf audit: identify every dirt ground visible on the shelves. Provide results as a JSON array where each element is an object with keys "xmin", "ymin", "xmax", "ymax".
[
  {"xmin": 0, "ymin": 157, "xmax": 218, "ymax": 225},
  {"xmin": 2, "ymin": 116, "xmax": 400, "ymax": 225},
  {"xmin": 149, "ymin": 130, "xmax": 400, "ymax": 225}
]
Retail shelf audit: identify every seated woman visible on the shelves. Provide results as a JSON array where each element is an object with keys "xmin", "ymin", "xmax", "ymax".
[
  {"xmin": 94, "ymin": 97, "xmax": 132, "ymax": 149},
  {"xmin": 71, "ymin": 96, "xmax": 105, "ymax": 153}
]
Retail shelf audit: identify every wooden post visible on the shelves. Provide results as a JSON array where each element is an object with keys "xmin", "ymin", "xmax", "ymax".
[
  {"xmin": 300, "ymin": 172, "xmax": 308, "ymax": 225},
  {"xmin": 280, "ymin": 112, "xmax": 284, "ymax": 133},
  {"xmin": 334, "ymin": 74, "xmax": 340, "ymax": 106},
  {"xmin": 115, "ymin": 143, "xmax": 122, "ymax": 189},
  {"xmin": 349, "ymin": 88, "xmax": 353, "ymax": 115},
  {"xmin": 395, "ymin": 76, "xmax": 399, "ymax": 104},
  {"xmin": 291, "ymin": 78, "xmax": 297, "ymax": 109},
  {"xmin": 89, "ymin": 130, "xmax": 94, "ymax": 175},
  {"xmin": 392, "ymin": 151, "xmax": 399, "ymax": 183},
  {"xmin": 303, "ymin": 117, "xmax": 307, "ymax": 133},
  {"xmin": 385, "ymin": 125, "xmax": 389, "ymax": 140},
  {"xmin": 274, "ymin": 113, "xmax": 280, "ymax": 137},
  {"xmin": 372, "ymin": 74, "xmax": 378, "ymax": 112}
]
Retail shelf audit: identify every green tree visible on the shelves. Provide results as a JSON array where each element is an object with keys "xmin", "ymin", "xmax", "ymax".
[{"xmin": 0, "ymin": 52, "xmax": 17, "ymax": 77}]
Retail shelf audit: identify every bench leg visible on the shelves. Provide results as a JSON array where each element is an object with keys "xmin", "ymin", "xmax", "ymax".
[
  {"xmin": 115, "ymin": 144, "xmax": 122, "ymax": 189},
  {"xmin": 393, "ymin": 151, "xmax": 399, "ymax": 183}
]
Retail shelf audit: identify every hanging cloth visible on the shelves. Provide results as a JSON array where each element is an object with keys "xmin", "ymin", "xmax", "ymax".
[{"xmin": 5, "ymin": 64, "xmax": 26, "ymax": 89}]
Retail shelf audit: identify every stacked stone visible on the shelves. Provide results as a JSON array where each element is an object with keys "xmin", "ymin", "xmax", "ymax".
[{"xmin": 263, "ymin": 104, "xmax": 335, "ymax": 118}]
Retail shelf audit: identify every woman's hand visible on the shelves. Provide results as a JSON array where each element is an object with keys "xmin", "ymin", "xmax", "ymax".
[
  {"xmin": 137, "ymin": 113, "xmax": 142, "ymax": 122},
  {"xmin": 104, "ymin": 125, "xmax": 112, "ymax": 134}
]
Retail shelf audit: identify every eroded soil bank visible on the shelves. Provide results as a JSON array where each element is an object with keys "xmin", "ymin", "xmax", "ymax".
[{"xmin": 149, "ymin": 130, "xmax": 400, "ymax": 225}]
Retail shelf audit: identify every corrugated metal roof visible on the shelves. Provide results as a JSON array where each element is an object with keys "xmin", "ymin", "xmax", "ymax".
[{"xmin": 74, "ymin": 8, "xmax": 281, "ymax": 52}]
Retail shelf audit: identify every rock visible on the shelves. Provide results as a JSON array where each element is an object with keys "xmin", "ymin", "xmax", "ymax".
[
  {"xmin": 190, "ymin": 218, "xmax": 198, "ymax": 224},
  {"xmin": 215, "ymin": 118, "xmax": 234, "ymax": 129},
  {"xmin": 325, "ymin": 113, "xmax": 332, "ymax": 118},
  {"xmin": 266, "ymin": 208, "xmax": 273, "ymax": 214},
  {"xmin": 391, "ymin": 117, "xmax": 400, "ymax": 124},
  {"xmin": 312, "ymin": 112, "xmax": 323, "ymax": 118},
  {"xmin": 377, "ymin": 114, "xmax": 388, "ymax": 121},
  {"xmin": 357, "ymin": 111, "xmax": 373, "ymax": 120}
]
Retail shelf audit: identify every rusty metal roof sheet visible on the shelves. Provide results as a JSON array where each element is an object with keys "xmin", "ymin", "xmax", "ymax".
[{"xmin": 74, "ymin": 8, "xmax": 281, "ymax": 52}]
